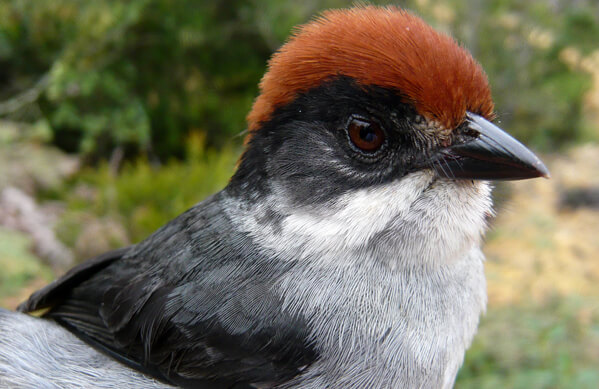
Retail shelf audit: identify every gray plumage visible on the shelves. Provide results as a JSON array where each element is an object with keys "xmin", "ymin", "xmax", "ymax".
[{"xmin": 0, "ymin": 309, "xmax": 172, "ymax": 389}]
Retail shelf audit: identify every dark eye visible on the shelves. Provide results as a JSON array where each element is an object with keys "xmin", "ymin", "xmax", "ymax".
[{"xmin": 347, "ymin": 117, "xmax": 386, "ymax": 153}]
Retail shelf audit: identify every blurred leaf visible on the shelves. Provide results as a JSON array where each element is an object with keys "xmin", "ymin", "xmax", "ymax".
[{"xmin": 56, "ymin": 142, "xmax": 238, "ymax": 244}]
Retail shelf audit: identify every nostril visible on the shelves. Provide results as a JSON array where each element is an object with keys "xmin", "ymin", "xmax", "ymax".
[{"xmin": 462, "ymin": 127, "xmax": 480, "ymax": 139}]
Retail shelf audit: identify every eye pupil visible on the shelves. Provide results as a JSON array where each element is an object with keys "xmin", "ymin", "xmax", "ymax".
[
  {"xmin": 361, "ymin": 127, "xmax": 376, "ymax": 142},
  {"xmin": 348, "ymin": 118, "xmax": 385, "ymax": 153}
]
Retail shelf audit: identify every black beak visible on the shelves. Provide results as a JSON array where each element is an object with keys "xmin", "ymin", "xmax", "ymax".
[{"xmin": 431, "ymin": 113, "xmax": 550, "ymax": 181}]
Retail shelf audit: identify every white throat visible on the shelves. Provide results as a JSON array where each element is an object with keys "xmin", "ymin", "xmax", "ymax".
[{"xmin": 229, "ymin": 170, "xmax": 493, "ymax": 269}]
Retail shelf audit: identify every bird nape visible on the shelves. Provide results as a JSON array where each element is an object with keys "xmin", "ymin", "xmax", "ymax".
[{"xmin": 0, "ymin": 5, "xmax": 549, "ymax": 389}]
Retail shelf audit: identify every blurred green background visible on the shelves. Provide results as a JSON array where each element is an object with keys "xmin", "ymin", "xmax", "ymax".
[{"xmin": 1, "ymin": 0, "xmax": 598, "ymax": 388}]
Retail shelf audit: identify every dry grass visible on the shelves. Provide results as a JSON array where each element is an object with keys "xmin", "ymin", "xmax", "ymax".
[
  {"xmin": 457, "ymin": 144, "xmax": 599, "ymax": 388},
  {"xmin": 485, "ymin": 144, "xmax": 599, "ymax": 306}
]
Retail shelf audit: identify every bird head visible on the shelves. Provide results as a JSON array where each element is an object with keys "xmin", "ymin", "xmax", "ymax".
[{"xmin": 228, "ymin": 6, "xmax": 548, "ymax": 265}]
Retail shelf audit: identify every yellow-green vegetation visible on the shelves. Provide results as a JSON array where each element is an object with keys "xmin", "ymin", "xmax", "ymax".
[
  {"xmin": 55, "ymin": 137, "xmax": 239, "ymax": 252},
  {"xmin": 0, "ymin": 228, "xmax": 53, "ymax": 307}
]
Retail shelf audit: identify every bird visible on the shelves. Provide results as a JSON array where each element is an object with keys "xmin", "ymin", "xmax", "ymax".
[{"xmin": 0, "ymin": 6, "xmax": 549, "ymax": 389}]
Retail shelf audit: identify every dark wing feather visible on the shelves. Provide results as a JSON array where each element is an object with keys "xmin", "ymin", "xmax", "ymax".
[
  {"xmin": 18, "ymin": 247, "xmax": 128, "ymax": 312},
  {"xmin": 19, "ymin": 194, "xmax": 316, "ymax": 388}
]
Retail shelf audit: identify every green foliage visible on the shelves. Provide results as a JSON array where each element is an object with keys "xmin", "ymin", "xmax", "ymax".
[
  {"xmin": 3, "ymin": 0, "xmax": 595, "ymax": 160},
  {"xmin": 457, "ymin": 297, "xmax": 599, "ymax": 388},
  {"xmin": 55, "ymin": 137, "xmax": 238, "ymax": 245},
  {"xmin": 0, "ymin": 0, "xmax": 357, "ymax": 159}
]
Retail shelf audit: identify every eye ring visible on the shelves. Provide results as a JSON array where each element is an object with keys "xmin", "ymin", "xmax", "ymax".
[{"xmin": 346, "ymin": 116, "xmax": 387, "ymax": 154}]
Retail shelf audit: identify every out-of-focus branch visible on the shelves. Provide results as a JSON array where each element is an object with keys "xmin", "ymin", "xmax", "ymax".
[
  {"xmin": 0, "ymin": 187, "xmax": 74, "ymax": 271},
  {"xmin": 0, "ymin": 74, "xmax": 50, "ymax": 116}
]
